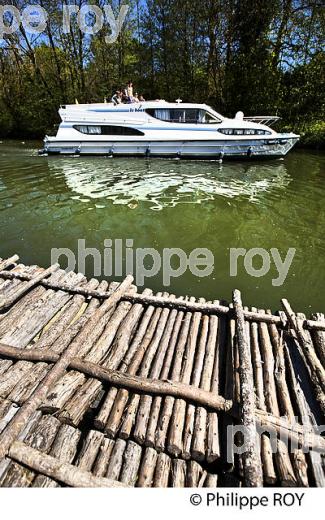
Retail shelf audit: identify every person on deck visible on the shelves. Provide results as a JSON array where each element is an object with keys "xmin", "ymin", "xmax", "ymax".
[
  {"xmin": 111, "ymin": 90, "xmax": 122, "ymax": 105},
  {"xmin": 126, "ymin": 80, "xmax": 134, "ymax": 102}
]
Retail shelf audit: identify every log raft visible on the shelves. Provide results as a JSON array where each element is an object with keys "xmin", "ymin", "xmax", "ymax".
[{"xmin": 0, "ymin": 255, "xmax": 324, "ymax": 488}]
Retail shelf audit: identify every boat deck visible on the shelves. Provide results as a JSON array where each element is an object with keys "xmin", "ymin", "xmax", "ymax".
[{"xmin": 0, "ymin": 255, "xmax": 324, "ymax": 487}]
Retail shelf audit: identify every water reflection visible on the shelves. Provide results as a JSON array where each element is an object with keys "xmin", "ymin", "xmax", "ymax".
[{"xmin": 47, "ymin": 156, "xmax": 291, "ymax": 210}]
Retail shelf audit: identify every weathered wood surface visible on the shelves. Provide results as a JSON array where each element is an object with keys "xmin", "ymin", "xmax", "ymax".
[
  {"xmin": 8, "ymin": 441, "xmax": 127, "ymax": 488},
  {"xmin": 233, "ymin": 290, "xmax": 263, "ymax": 487},
  {"xmin": 0, "ymin": 342, "xmax": 324, "ymax": 452},
  {"xmin": 3, "ymin": 265, "xmax": 325, "ymax": 331},
  {"xmin": 0, "ymin": 257, "xmax": 324, "ymax": 488},
  {"xmin": 0, "ymin": 275, "xmax": 134, "ymax": 460}
]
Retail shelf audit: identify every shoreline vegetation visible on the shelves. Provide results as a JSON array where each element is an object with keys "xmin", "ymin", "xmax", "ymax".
[{"xmin": 0, "ymin": 1, "xmax": 324, "ymax": 149}]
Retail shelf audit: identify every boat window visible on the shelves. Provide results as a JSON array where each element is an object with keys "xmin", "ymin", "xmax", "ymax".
[
  {"xmin": 145, "ymin": 109, "xmax": 221, "ymax": 124},
  {"xmin": 73, "ymin": 125, "xmax": 144, "ymax": 136},
  {"xmin": 74, "ymin": 125, "xmax": 102, "ymax": 134},
  {"xmin": 218, "ymin": 128, "xmax": 272, "ymax": 135}
]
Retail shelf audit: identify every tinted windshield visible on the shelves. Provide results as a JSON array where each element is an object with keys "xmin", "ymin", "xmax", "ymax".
[{"xmin": 146, "ymin": 109, "xmax": 221, "ymax": 124}]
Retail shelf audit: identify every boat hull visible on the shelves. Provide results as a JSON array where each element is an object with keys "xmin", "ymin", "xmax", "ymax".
[{"xmin": 40, "ymin": 136, "xmax": 299, "ymax": 159}]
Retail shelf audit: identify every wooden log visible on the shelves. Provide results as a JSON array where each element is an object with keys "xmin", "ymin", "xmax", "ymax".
[
  {"xmin": 40, "ymin": 281, "xmax": 110, "ymax": 411},
  {"xmin": 258, "ymin": 308, "xmax": 296, "ymax": 486},
  {"xmin": 120, "ymin": 441, "xmax": 143, "ymax": 486},
  {"xmin": 32, "ymin": 424, "xmax": 81, "ymax": 487},
  {"xmin": 0, "ymin": 415, "xmax": 60, "ymax": 487},
  {"xmin": 268, "ymin": 312, "xmax": 308, "ymax": 487},
  {"xmin": 76, "ymin": 430, "xmax": 105, "ymax": 471},
  {"xmin": 42, "ymin": 371, "xmax": 86, "ymax": 412},
  {"xmin": 34, "ymin": 278, "xmax": 100, "ymax": 351},
  {"xmin": 282, "ymin": 299, "xmax": 325, "ymax": 414},
  {"xmin": 45, "ymin": 287, "xmax": 117, "ymax": 412},
  {"xmin": 0, "ymin": 410, "xmax": 42, "ymax": 482},
  {"xmin": 250, "ymin": 307, "xmax": 276, "ymax": 485},
  {"xmin": 284, "ymin": 334, "xmax": 325, "ymax": 487},
  {"xmin": 0, "ymin": 361, "xmax": 35, "ymax": 399},
  {"xmin": 233, "ymin": 290, "xmax": 263, "ymax": 487},
  {"xmin": 8, "ymin": 363, "xmax": 49, "ymax": 405},
  {"xmin": 145, "ymin": 298, "xmax": 186, "ymax": 448},
  {"xmin": 59, "ymin": 379, "xmax": 103, "ymax": 425},
  {"xmin": 206, "ymin": 306, "xmax": 224, "ymax": 463},
  {"xmin": 0, "ymin": 264, "xmax": 60, "ymax": 311},
  {"xmin": 8, "ymin": 441, "xmax": 127, "ymax": 487},
  {"xmin": 168, "ymin": 303, "xmax": 203, "ymax": 457},
  {"xmin": 220, "ymin": 305, "xmax": 236, "ymax": 469},
  {"xmin": 1, "ymin": 343, "xmax": 324, "ymax": 452},
  {"xmin": 0, "ymin": 275, "xmax": 133, "ymax": 460},
  {"xmin": 133, "ymin": 296, "xmax": 178, "ymax": 445},
  {"xmin": 171, "ymin": 459, "xmax": 187, "ymax": 487},
  {"xmin": 3, "ymin": 267, "xmax": 325, "ymax": 331},
  {"xmin": 105, "ymin": 294, "xmax": 166, "ymax": 438},
  {"xmin": 0, "ymin": 268, "xmax": 66, "ymax": 376},
  {"xmin": 311, "ymin": 313, "xmax": 325, "ymax": 368},
  {"xmin": 0, "ymin": 270, "xmax": 84, "ymax": 351},
  {"xmin": 0, "ymin": 255, "xmax": 19, "ymax": 272},
  {"xmin": 92, "ymin": 438, "xmax": 115, "ymax": 477},
  {"xmin": 153, "ymin": 453, "xmax": 171, "ymax": 487},
  {"xmin": 0, "ymin": 264, "xmax": 35, "ymax": 297},
  {"xmin": 58, "ymin": 289, "xmax": 138, "ymax": 426},
  {"xmin": 0, "ymin": 343, "xmax": 232, "ymax": 412},
  {"xmin": 105, "ymin": 439, "xmax": 126, "ymax": 480},
  {"xmin": 184, "ymin": 307, "xmax": 210, "ymax": 460},
  {"xmin": 100, "ymin": 288, "xmax": 146, "ymax": 369},
  {"xmin": 186, "ymin": 460, "xmax": 206, "ymax": 487},
  {"xmin": 81, "ymin": 292, "xmax": 137, "ymax": 363},
  {"xmin": 137, "ymin": 447, "xmax": 158, "ymax": 487},
  {"xmin": 155, "ymin": 298, "xmax": 195, "ymax": 452},
  {"xmin": 94, "ymin": 290, "xmax": 155, "ymax": 430},
  {"xmin": 0, "ymin": 269, "xmax": 116, "ymax": 299}
]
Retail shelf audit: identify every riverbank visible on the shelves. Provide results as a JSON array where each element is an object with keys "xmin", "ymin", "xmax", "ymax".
[{"xmin": 287, "ymin": 121, "xmax": 325, "ymax": 150}]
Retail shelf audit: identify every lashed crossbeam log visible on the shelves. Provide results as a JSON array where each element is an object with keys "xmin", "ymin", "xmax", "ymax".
[
  {"xmin": 8, "ymin": 441, "xmax": 127, "ymax": 488},
  {"xmin": 0, "ymin": 255, "xmax": 19, "ymax": 272},
  {"xmin": 0, "ymin": 264, "xmax": 60, "ymax": 311},
  {"xmin": 2, "ymin": 269, "xmax": 325, "ymax": 331},
  {"xmin": 0, "ymin": 275, "xmax": 134, "ymax": 460},
  {"xmin": 0, "ymin": 343, "xmax": 324, "ymax": 452},
  {"xmin": 233, "ymin": 290, "xmax": 263, "ymax": 487}
]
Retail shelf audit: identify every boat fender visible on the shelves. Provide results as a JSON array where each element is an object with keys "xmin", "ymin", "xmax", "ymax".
[
  {"xmin": 247, "ymin": 147, "xmax": 253, "ymax": 157},
  {"xmin": 145, "ymin": 147, "xmax": 151, "ymax": 157},
  {"xmin": 218, "ymin": 151, "xmax": 224, "ymax": 163}
]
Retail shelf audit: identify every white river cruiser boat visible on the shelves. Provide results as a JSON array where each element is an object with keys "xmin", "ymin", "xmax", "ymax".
[{"xmin": 40, "ymin": 100, "xmax": 299, "ymax": 159}]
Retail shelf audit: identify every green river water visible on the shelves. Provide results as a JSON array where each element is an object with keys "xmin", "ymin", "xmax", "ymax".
[{"xmin": 0, "ymin": 141, "xmax": 324, "ymax": 314}]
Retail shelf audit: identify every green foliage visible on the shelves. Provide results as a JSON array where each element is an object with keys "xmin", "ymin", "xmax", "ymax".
[{"xmin": 298, "ymin": 121, "xmax": 325, "ymax": 149}]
